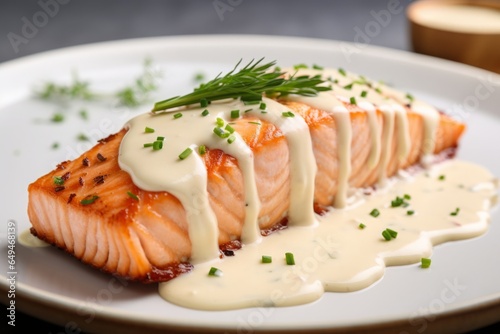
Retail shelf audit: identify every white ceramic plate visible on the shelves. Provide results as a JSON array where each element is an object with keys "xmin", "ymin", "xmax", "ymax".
[{"xmin": 1, "ymin": 35, "xmax": 499, "ymax": 334}]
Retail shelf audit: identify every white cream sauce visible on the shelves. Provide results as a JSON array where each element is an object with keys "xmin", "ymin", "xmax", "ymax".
[
  {"xmin": 116, "ymin": 66, "xmax": 498, "ymax": 311},
  {"xmin": 159, "ymin": 160, "xmax": 498, "ymax": 310},
  {"xmin": 19, "ymin": 229, "xmax": 50, "ymax": 248}
]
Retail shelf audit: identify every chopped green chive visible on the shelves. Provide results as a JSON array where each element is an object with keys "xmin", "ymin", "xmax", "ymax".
[
  {"xmin": 198, "ymin": 145, "xmax": 206, "ymax": 155},
  {"xmin": 152, "ymin": 140, "xmax": 163, "ymax": 150},
  {"xmin": 282, "ymin": 111, "xmax": 295, "ymax": 118},
  {"xmin": 77, "ymin": 133, "xmax": 89, "ymax": 141},
  {"xmin": 200, "ymin": 98, "xmax": 209, "ymax": 108},
  {"xmin": 216, "ymin": 117, "xmax": 224, "ymax": 127},
  {"xmin": 156, "ymin": 136, "xmax": 165, "ymax": 141},
  {"xmin": 360, "ymin": 90, "xmax": 368, "ymax": 98},
  {"xmin": 375, "ymin": 87, "xmax": 382, "ymax": 94},
  {"xmin": 173, "ymin": 112, "xmax": 183, "ymax": 119},
  {"xmin": 391, "ymin": 196, "xmax": 404, "ymax": 207},
  {"xmin": 225, "ymin": 124, "xmax": 235, "ymax": 134},
  {"xmin": 53, "ymin": 176, "xmax": 65, "ymax": 186},
  {"xmin": 261, "ymin": 255, "xmax": 272, "ymax": 263},
  {"xmin": 312, "ymin": 64, "xmax": 324, "ymax": 70},
  {"xmin": 285, "ymin": 252, "xmax": 295, "ymax": 265},
  {"xmin": 438, "ymin": 175, "xmax": 445, "ymax": 181},
  {"xmin": 243, "ymin": 108, "xmax": 253, "ymax": 113},
  {"xmin": 51, "ymin": 113, "xmax": 64, "ymax": 123},
  {"xmin": 178, "ymin": 147, "xmax": 193, "ymax": 160},
  {"xmin": 406, "ymin": 93, "xmax": 414, "ymax": 102},
  {"xmin": 201, "ymin": 109, "xmax": 209, "ymax": 117},
  {"xmin": 79, "ymin": 109, "xmax": 89, "ymax": 120},
  {"xmin": 338, "ymin": 68, "xmax": 347, "ymax": 76},
  {"xmin": 421, "ymin": 258, "xmax": 431, "ymax": 268},
  {"xmin": 194, "ymin": 72, "xmax": 205, "ymax": 82},
  {"xmin": 407, "ymin": 210, "xmax": 415, "ymax": 216},
  {"xmin": 350, "ymin": 97, "xmax": 357, "ymax": 105},
  {"xmin": 450, "ymin": 208, "xmax": 460, "ymax": 216},
  {"xmin": 359, "ymin": 223, "xmax": 366, "ymax": 229},
  {"xmin": 404, "ymin": 194, "xmax": 411, "ymax": 200},
  {"xmin": 382, "ymin": 228, "xmax": 398, "ymax": 241},
  {"xmin": 231, "ymin": 109, "xmax": 240, "ymax": 119},
  {"xmin": 259, "ymin": 102, "xmax": 266, "ymax": 110},
  {"xmin": 145, "ymin": 127, "xmax": 155, "ymax": 133},
  {"xmin": 261, "ymin": 110, "xmax": 268, "ymax": 114},
  {"xmin": 213, "ymin": 127, "xmax": 230, "ymax": 138},
  {"xmin": 227, "ymin": 135, "xmax": 236, "ymax": 144},
  {"xmin": 143, "ymin": 143, "xmax": 154, "ymax": 148},
  {"xmin": 387, "ymin": 228, "xmax": 398, "ymax": 238},
  {"xmin": 127, "ymin": 191, "xmax": 139, "ymax": 201},
  {"xmin": 243, "ymin": 100, "xmax": 261, "ymax": 105},
  {"xmin": 344, "ymin": 83, "xmax": 353, "ymax": 90},
  {"xmin": 248, "ymin": 121, "xmax": 261, "ymax": 125},
  {"xmin": 208, "ymin": 267, "xmax": 222, "ymax": 277},
  {"xmin": 80, "ymin": 195, "xmax": 99, "ymax": 205},
  {"xmin": 370, "ymin": 208, "xmax": 380, "ymax": 218}
]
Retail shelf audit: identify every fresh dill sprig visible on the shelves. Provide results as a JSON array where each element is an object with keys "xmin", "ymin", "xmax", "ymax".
[
  {"xmin": 116, "ymin": 57, "xmax": 163, "ymax": 107},
  {"xmin": 151, "ymin": 58, "xmax": 331, "ymax": 113}
]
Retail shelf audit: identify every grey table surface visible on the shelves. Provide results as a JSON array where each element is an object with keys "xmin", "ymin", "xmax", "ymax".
[{"xmin": 1, "ymin": 0, "xmax": 499, "ymax": 333}]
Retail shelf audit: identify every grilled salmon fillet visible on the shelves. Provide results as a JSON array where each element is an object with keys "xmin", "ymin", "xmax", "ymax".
[{"xmin": 27, "ymin": 99, "xmax": 465, "ymax": 282}]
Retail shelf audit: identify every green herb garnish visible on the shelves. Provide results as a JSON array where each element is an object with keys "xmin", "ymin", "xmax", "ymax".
[
  {"xmin": 80, "ymin": 195, "xmax": 99, "ymax": 205},
  {"xmin": 359, "ymin": 223, "xmax": 366, "ymax": 229},
  {"xmin": 208, "ymin": 267, "xmax": 222, "ymax": 277},
  {"xmin": 382, "ymin": 228, "xmax": 398, "ymax": 241},
  {"xmin": 173, "ymin": 112, "xmax": 183, "ymax": 119},
  {"xmin": 231, "ymin": 109, "xmax": 240, "ymax": 119},
  {"xmin": 421, "ymin": 258, "xmax": 431, "ymax": 268},
  {"xmin": 145, "ymin": 127, "xmax": 155, "ymax": 133},
  {"xmin": 79, "ymin": 109, "xmax": 88, "ymax": 120},
  {"xmin": 198, "ymin": 145, "xmax": 207, "ymax": 155},
  {"xmin": 77, "ymin": 133, "xmax": 89, "ymax": 141},
  {"xmin": 282, "ymin": 111, "xmax": 295, "ymax": 118},
  {"xmin": 261, "ymin": 255, "xmax": 272, "ymax": 263},
  {"xmin": 450, "ymin": 208, "xmax": 460, "ymax": 216},
  {"xmin": 178, "ymin": 148, "xmax": 193, "ymax": 160},
  {"xmin": 51, "ymin": 113, "xmax": 64, "ymax": 123},
  {"xmin": 350, "ymin": 97, "xmax": 357, "ymax": 105},
  {"xmin": 151, "ymin": 59, "xmax": 330, "ymax": 113},
  {"xmin": 370, "ymin": 208, "xmax": 380, "ymax": 217},
  {"xmin": 127, "ymin": 191, "xmax": 139, "ymax": 201},
  {"xmin": 285, "ymin": 252, "xmax": 295, "ymax": 265},
  {"xmin": 115, "ymin": 58, "xmax": 163, "ymax": 107},
  {"xmin": 201, "ymin": 109, "xmax": 209, "ymax": 117},
  {"xmin": 53, "ymin": 176, "xmax": 65, "ymax": 186}
]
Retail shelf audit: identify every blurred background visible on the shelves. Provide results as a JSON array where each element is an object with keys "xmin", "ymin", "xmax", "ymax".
[{"xmin": 1, "ymin": 0, "xmax": 499, "ymax": 333}]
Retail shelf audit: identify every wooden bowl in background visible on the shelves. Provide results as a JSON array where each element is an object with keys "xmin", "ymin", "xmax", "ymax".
[{"xmin": 407, "ymin": 0, "xmax": 500, "ymax": 74}]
